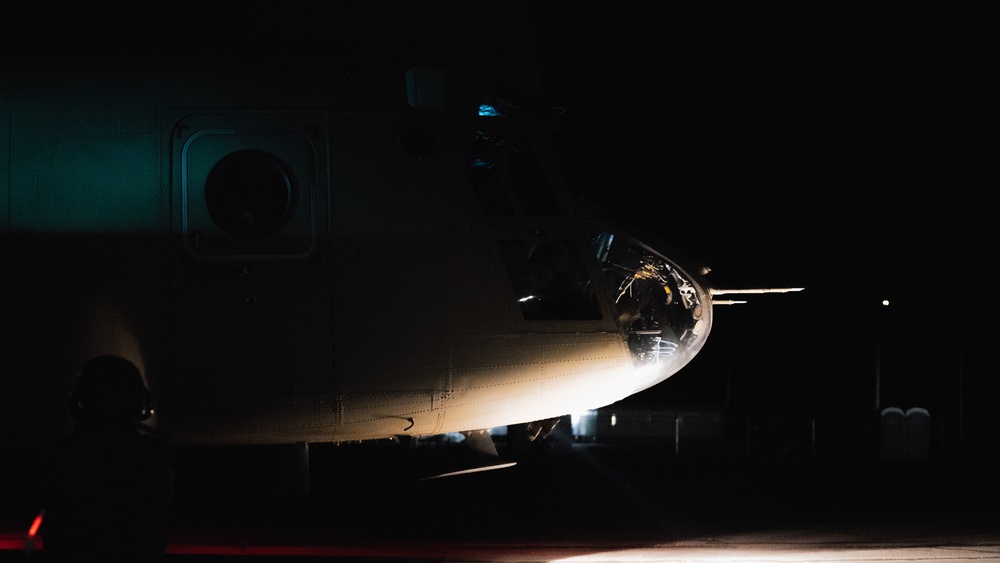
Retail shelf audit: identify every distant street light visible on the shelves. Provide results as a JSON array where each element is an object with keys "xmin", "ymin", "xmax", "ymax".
[{"xmin": 875, "ymin": 299, "xmax": 890, "ymax": 412}]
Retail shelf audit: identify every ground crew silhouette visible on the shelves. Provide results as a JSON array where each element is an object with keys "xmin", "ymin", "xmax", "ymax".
[{"xmin": 33, "ymin": 355, "xmax": 174, "ymax": 562}]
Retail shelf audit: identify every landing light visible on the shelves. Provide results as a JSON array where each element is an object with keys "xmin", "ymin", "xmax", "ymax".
[
  {"xmin": 710, "ymin": 287, "xmax": 804, "ymax": 306},
  {"xmin": 570, "ymin": 410, "xmax": 597, "ymax": 439}
]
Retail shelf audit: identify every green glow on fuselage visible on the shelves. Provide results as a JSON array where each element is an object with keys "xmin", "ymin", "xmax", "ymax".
[{"xmin": 8, "ymin": 129, "xmax": 162, "ymax": 233}]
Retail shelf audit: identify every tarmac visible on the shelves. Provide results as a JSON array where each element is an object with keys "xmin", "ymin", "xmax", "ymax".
[{"xmin": 3, "ymin": 440, "xmax": 999, "ymax": 561}]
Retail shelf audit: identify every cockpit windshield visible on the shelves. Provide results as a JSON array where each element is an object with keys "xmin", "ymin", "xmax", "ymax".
[{"xmin": 590, "ymin": 228, "xmax": 707, "ymax": 369}]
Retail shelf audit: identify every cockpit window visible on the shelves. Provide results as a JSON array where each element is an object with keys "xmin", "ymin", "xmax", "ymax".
[
  {"xmin": 466, "ymin": 129, "xmax": 560, "ymax": 218},
  {"xmin": 467, "ymin": 130, "xmax": 514, "ymax": 216},
  {"xmin": 497, "ymin": 239, "xmax": 602, "ymax": 321},
  {"xmin": 508, "ymin": 134, "xmax": 559, "ymax": 217},
  {"xmin": 590, "ymin": 229, "xmax": 704, "ymax": 366}
]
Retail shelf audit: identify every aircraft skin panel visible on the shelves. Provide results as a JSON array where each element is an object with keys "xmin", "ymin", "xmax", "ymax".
[
  {"xmin": 167, "ymin": 280, "xmax": 333, "ymax": 393},
  {"xmin": 448, "ymin": 333, "xmax": 628, "ymax": 390},
  {"xmin": 161, "ymin": 46, "xmax": 332, "ymax": 111},
  {"xmin": 329, "ymin": 233, "xmax": 453, "ymax": 395},
  {"xmin": 338, "ymin": 393, "xmax": 441, "ymax": 426},
  {"xmin": 164, "ymin": 398, "xmax": 253, "ymax": 445},
  {"xmin": 328, "ymin": 112, "xmax": 472, "ymax": 396},
  {"xmin": 1, "ymin": 111, "xmax": 8, "ymax": 228},
  {"xmin": 440, "ymin": 334, "xmax": 634, "ymax": 434},
  {"xmin": 165, "ymin": 331, "xmax": 638, "ymax": 445},
  {"xmin": 337, "ymin": 392, "xmax": 447, "ymax": 439},
  {"xmin": 4, "ymin": 55, "xmax": 164, "ymax": 234},
  {"xmin": 443, "ymin": 233, "xmax": 522, "ymax": 337}
]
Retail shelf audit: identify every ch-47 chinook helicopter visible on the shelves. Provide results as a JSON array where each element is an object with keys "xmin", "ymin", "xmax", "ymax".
[{"xmin": 1, "ymin": 4, "xmax": 799, "ymax": 481}]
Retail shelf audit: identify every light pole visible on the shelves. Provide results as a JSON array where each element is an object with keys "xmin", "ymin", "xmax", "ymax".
[{"xmin": 875, "ymin": 298, "xmax": 889, "ymax": 413}]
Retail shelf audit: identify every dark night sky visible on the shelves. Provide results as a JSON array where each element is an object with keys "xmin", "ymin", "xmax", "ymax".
[{"xmin": 530, "ymin": 4, "xmax": 992, "ymax": 419}]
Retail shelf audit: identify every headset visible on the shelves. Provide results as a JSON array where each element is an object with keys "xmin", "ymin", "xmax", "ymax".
[{"xmin": 68, "ymin": 356, "xmax": 154, "ymax": 422}]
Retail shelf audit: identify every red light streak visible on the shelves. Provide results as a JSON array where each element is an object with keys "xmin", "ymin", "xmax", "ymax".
[{"xmin": 27, "ymin": 512, "xmax": 44, "ymax": 538}]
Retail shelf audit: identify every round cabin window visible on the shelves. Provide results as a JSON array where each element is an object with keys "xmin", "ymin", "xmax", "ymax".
[{"xmin": 205, "ymin": 150, "xmax": 297, "ymax": 238}]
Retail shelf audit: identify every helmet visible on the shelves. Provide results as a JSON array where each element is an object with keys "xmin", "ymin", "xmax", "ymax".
[{"xmin": 69, "ymin": 355, "xmax": 154, "ymax": 423}]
